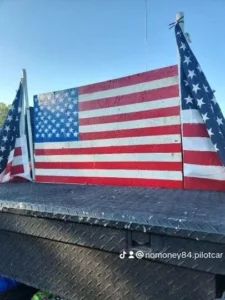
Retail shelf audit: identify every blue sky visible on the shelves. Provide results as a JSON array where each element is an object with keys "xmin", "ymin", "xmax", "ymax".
[{"xmin": 0, "ymin": 0, "xmax": 224, "ymax": 112}]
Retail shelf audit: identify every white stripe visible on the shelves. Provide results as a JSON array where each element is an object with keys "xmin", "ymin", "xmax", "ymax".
[
  {"xmin": 35, "ymin": 134, "xmax": 181, "ymax": 149},
  {"xmin": 79, "ymin": 77, "xmax": 178, "ymax": 102},
  {"xmin": 182, "ymin": 137, "xmax": 215, "ymax": 152},
  {"xmin": 184, "ymin": 164, "xmax": 225, "ymax": 181},
  {"xmin": 80, "ymin": 116, "xmax": 180, "ymax": 133},
  {"xmin": 35, "ymin": 168, "xmax": 182, "ymax": 181},
  {"xmin": 80, "ymin": 97, "xmax": 180, "ymax": 119},
  {"xmin": 35, "ymin": 152, "xmax": 182, "ymax": 163},
  {"xmin": 181, "ymin": 109, "xmax": 203, "ymax": 124}
]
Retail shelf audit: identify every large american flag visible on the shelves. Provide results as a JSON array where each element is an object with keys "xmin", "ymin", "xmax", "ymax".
[
  {"xmin": 34, "ymin": 66, "xmax": 183, "ymax": 188},
  {"xmin": 176, "ymin": 22, "xmax": 225, "ymax": 191},
  {"xmin": 0, "ymin": 83, "xmax": 31, "ymax": 182}
]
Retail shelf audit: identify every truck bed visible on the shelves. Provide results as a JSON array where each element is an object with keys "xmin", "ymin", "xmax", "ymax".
[{"xmin": 0, "ymin": 183, "xmax": 225, "ymax": 299}]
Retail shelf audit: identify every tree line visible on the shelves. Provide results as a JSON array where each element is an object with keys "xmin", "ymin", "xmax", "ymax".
[{"xmin": 0, "ymin": 103, "xmax": 9, "ymax": 128}]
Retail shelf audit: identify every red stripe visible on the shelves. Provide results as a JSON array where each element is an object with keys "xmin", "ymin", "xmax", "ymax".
[
  {"xmin": 80, "ymin": 106, "xmax": 180, "ymax": 126},
  {"xmin": 80, "ymin": 125, "xmax": 181, "ymax": 140},
  {"xmin": 11, "ymin": 164, "xmax": 24, "ymax": 175},
  {"xmin": 78, "ymin": 65, "xmax": 178, "ymax": 94},
  {"xmin": 14, "ymin": 147, "xmax": 22, "ymax": 156},
  {"xmin": 35, "ymin": 161, "xmax": 182, "ymax": 171},
  {"xmin": 184, "ymin": 150, "xmax": 222, "ymax": 166},
  {"xmin": 183, "ymin": 124, "xmax": 208, "ymax": 137},
  {"xmin": 35, "ymin": 144, "xmax": 182, "ymax": 156},
  {"xmin": 35, "ymin": 175, "xmax": 183, "ymax": 189},
  {"xmin": 184, "ymin": 176, "xmax": 225, "ymax": 191},
  {"xmin": 4, "ymin": 162, "xmax": 12, "ymax": 175},
  {"xmin": 79, "ymin": 85, "xmax": 179, "ymax": 112}
]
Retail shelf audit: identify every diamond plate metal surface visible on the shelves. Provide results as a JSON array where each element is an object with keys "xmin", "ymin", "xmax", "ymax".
[
  {"xmin": 1, "ymin": 183, "xmax": 225, "ymax": 244},
  {"xmin": 1, "ymin": 212, "xmax": 225, "ymax": 275},
  {"xmin": 0, "ymin": 230, "xmax": 217, "ymax": 300}
]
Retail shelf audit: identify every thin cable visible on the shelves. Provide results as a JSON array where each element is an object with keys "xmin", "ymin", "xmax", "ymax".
[{"xmin": 144, "ymin": 0, "xmax": 148, "ymax": 71}]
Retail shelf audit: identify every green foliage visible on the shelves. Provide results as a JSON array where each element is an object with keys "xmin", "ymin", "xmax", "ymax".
[{"xmin": 0, "ymin": 102, "xmax": 9, "ymax": 128}]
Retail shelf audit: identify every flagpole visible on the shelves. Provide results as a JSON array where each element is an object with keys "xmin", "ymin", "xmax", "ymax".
[
  {"xmin": 175, "ymin": 12, "xmax": 185, "ymax": 185},
  {"xmin": 22, "ymin": 69, "xmax": 35, "ymax": 181}
]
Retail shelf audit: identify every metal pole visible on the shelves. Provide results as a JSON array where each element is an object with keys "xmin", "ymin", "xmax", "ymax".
[
  {"xmin": 176, "ymin": 12, "xmax": 184, "ymax": 32},
  {"xmin": 22, "ymin": 69, "xmax": 35, "ymax": 181}
]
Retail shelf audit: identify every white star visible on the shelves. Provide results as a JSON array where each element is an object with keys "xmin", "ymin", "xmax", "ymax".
[
  {"xmin": 44, "ymin": 120, "xmax": 48, "ymax": 124},
  {"xmin": 202, "ymin": 113, "xmax": 209, "ymax": 122},
  {"xmin": 56, "ymin": 133, "xmax": 60, "ymax": 137},
  {"xmin": 7, "ymin": 115, "xmax": 13, "ymax": 122},
  {"xmin": 18, "ymin": 107, "xmax": 21, "ymax": 113},
  {"xmin": 65, "ymin": 92, "xmax": 69, "ymax": 97},
  {"xmin": 217, "ymin": 117, "xmax": 223, "ymax": 126},
  {"xmin": 61, "ymin": 128, "xmax": 65, "ymax": 132},
  {"xmin": 203, "ymin": 85, "xmax": 209, "ymax": 93},
  {"xmin": 41, "ymin": 133, "xmax": 45, "ymax": 137},
  {"xmin": 69, "ymin": 117, "xmax": 73, "ymax": 122},
  {"xmin": 59, "ymin": 98, "xmax": 64, "ymax": 103},
  {"xmin": 36, "ymin": 134, "xmax": 40, "ymax": 138},
  {"xmin": 73, "ymin": 111, "xmax": 78, "ymax": 116},
  {"xmin": 197, "ymin": 65, "xmax": 202, "ymax": 72},
  {"xmin": 211, "ymin": 97, "xmax": 217, "ymax": 105},
  {"xmin": 55, "ymin": 93, "xmax": 60, "ymax": 99},
  {"xmin": 5, "ymin": 126, "xmax": 10, "ymax": 132},
  {"xmin": 71, "ymin": 90, "xmax": 76, "ymax": 95},
  {"xmin": 2, "ymin": 136, "xmax": 8, "ymax": 142},
  {"xmin": 73, "ymin": 131, "xmax": 78, "ymax": 137},
  {"xmin": 66, "ymin": 122, "xmax": 70, "ymax": 127},
  {"xmin": 180, "ymin": 42, "xmax": 186, "ymax": 51},
  {"xmin": 56, "ymin": 113, "xmax": 60, "ymax": 118},
  {"xmin": 207, "ymin": 128, "xmax": 214, "ymax": 137},
  {"xmin": 0, "ymin": 156, "xmax": 3, "ymax": 162},
  {"xmin": 73, "ymin": 99, "xmax": 78, "ymax": 104},
  {"xmin": 60, "ymin": 119, "xmax": 64, "ymax": 123},
  {"xmin": 183, "ymin": 56, "xmax": 191, "ymax": 65},
  {"xmin": 60, "ymin": 108, "xmax": 64, "ymax": 113},
  {"xmin": 68, "ymin": 104, "xmax": 73, "ymax": 109},
  {"xmin": 56, "ymin": 106, "xmax": 60, "ymax": 110},
  {"xmin": 183, "ymin": 80, "xmax": 188, "ymax": 87},
  {"xmin": 214, "ymin": 143, "xmax": 219, "ymax": 152},
  {"xmin": 47, "ymin": 106, "xmax": 51, "ymax": 110},
  {"xmin": 52, "ymin": 119, "xmax": 56, "ymax": 123},
  {"xmin": 74, "ymin": 121, "xmax": 78, "ymax": 126},
  {"xmin": 197, "ymin": 98, "xmax": 205, "ymax": 108},
  {"xmin": 44, "ymin": 128, "xmax": 48, "ymax": 133},
  {"xmin": 56, "ymin": 123, "xmax": 60, "ymax": 128},
  {"xmin": 69, "ymin": 128, "xmax": 73, "ymax": 132},
  {"xmin": 188, "ymin": 69, "xmax": 196, "ymax": 80},
  {"xmin": 10, "ymin": 105, "xmax": 15, "ymax": 111},
  {"xmin": 52, "ymin": 128, "xmax": 57, "ymax": 133},
  {"xmin": 184, "ymin": 95, "xmax": 193, "ymax": 104},
  {"xmin": 66, "ymin": 132, "xmax": 70, "ymax": 137},
  {"xmin": 48, "ymin": 125, "xmax": 52, "ymax": 129},
  {"xmin": 48, "ymin": 133, "xmax": 52, "ymax": 138},
  {"xmin": 43, "ymin": 111, "xmax": 47, "ymax": 116},
  {"xmin": 0, "ymin": 146, "xmax": 6, "ymax": 152},
  {"xmin": 192, "ymin": 83, "xmax": 201, "ymax": 94}
]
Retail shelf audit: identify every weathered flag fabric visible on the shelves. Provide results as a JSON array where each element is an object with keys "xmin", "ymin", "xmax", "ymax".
[
  {"xmin": 0, "ymin": 83, "xmax": 31, "ymax": 182},
  {"xmin": 175, "ymin": 22, "xmax": 225, "ymax": 191},
  {"xmin": 34, "ymin": 66, "xmax": 183, "ymax": 188}
]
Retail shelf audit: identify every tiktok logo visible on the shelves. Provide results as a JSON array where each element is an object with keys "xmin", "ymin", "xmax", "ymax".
[{"xmin": 119, "ymin": 251, "xmax": 127, "ymax": 259}]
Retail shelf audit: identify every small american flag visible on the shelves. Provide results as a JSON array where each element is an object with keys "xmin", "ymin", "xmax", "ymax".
[
  {"xmin": 34, "ymin": 66, "xmax": 183, "ymax": 188},
  {"xmin": 175, "ymin": 22, "xmax": 225, "ymax": 191},
  {"xmin": 0, "ymin": 83, "xmax": 31, "ymax": 183}
]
